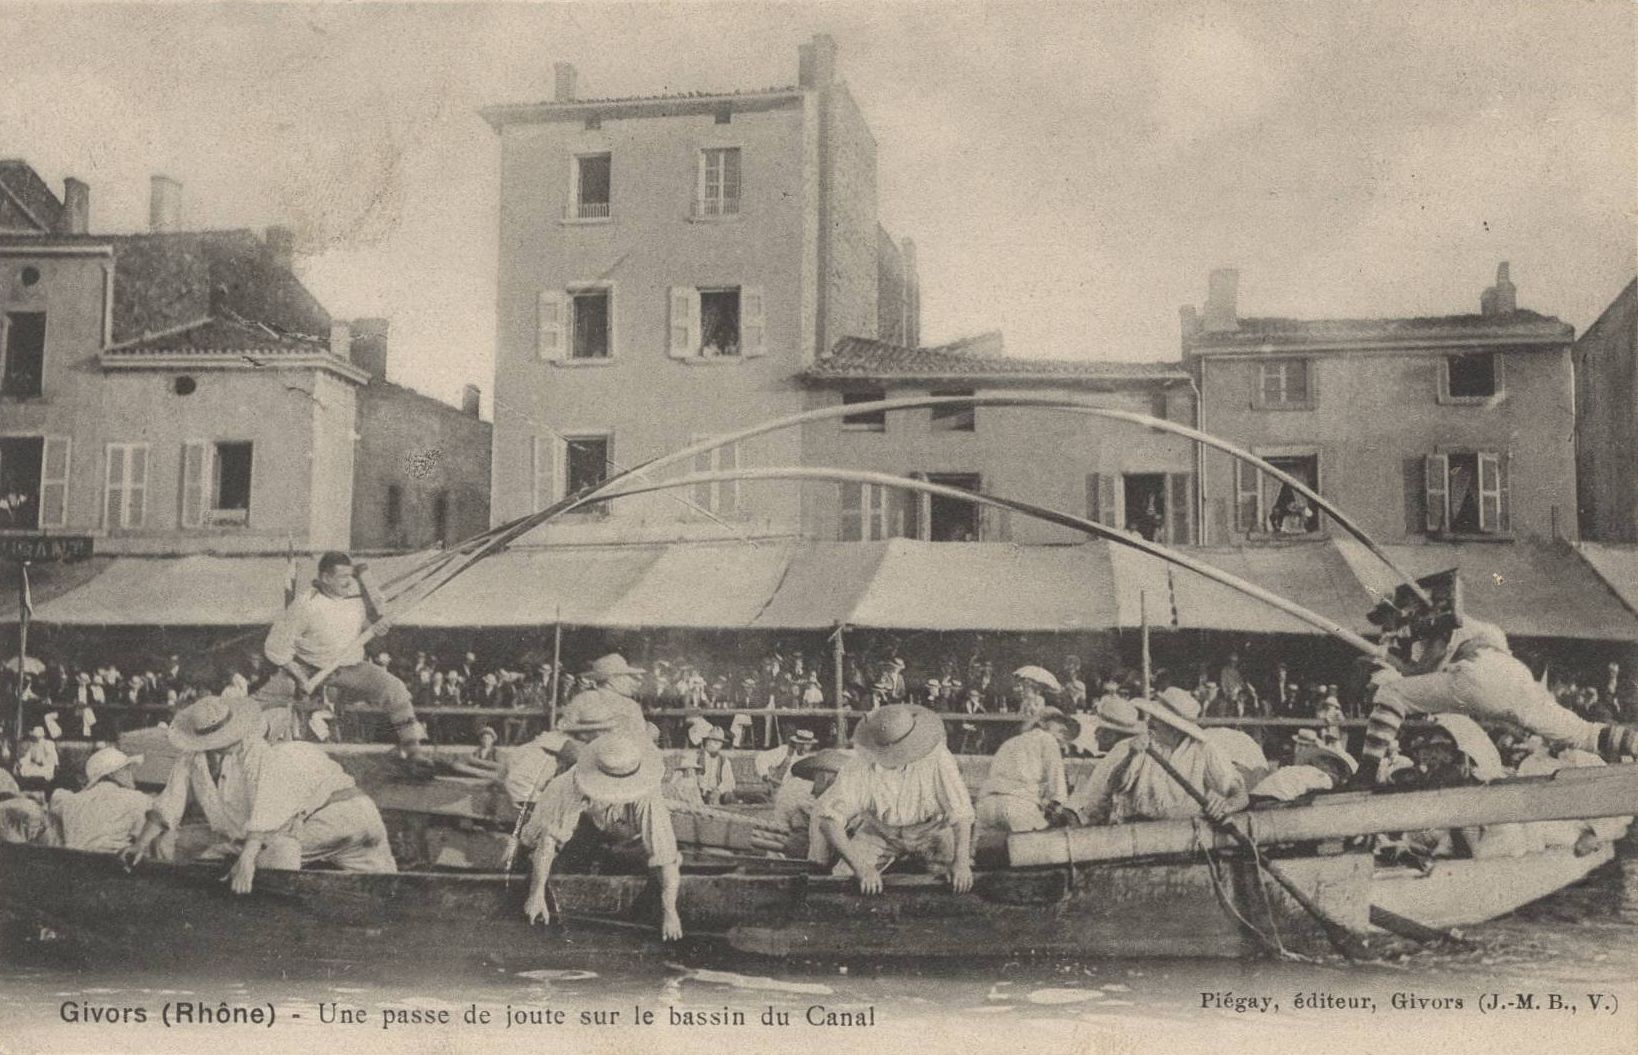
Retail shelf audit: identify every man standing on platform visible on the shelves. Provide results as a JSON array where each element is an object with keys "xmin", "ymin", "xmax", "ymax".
[{"xmin": 259, "ymin": 552, "xmax": 430, "ymax": 770}]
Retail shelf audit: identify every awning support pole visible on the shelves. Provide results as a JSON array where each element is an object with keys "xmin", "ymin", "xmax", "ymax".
[
  {"xmin": 832, "ymin": 622, "xmax": 847, "ymax": 747},
  {"xmin": 14, "ymin": 561, "xmax": 29, "ymax": 742},
  {"xmin": 549, "ymin": 608, "xmax": 563, "ymax": 732},
  {"xmin": 1141, "ymin": 590, "xmax": 1152, "ymax": 699}
]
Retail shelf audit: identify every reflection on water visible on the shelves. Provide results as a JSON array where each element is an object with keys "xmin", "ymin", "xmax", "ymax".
[{"xmin": 4, "ymin": 836, "xmax": 1636, "ymax": 1051}]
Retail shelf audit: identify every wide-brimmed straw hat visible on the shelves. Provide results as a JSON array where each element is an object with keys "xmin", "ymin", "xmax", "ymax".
[
  {"xmin": 1093, "ymin": 695, "xmax": 1146, "ymax": 736},
  {"xmin": 852, "ymin": 704, "xmax": 944, "ymax": 768},
  {"xmin": 791, "ymin": 748, "xmax": 853, "ymax": 780},
  {"xmin": 1134, "ymin": 687, "xmax": 1207, "ymax": 741},
  {"xmin": 1429, "ymin": 713, "xmax": 1506, "ymax": 782},
  {"xmin": 83, "ymin": 746, "xmax": 143, "ymax": 787},
  {"xmin": 585, "ymin": 653, "xmax": 645, "ymax": 681},
  {"xmin": 169, "ymin": 695, "xmax": 264, "ymax": 751},
  {"xmin": 1013, "ymin": 666, "xmax": 1063, "ymax": 693},
  {"xmin": 572, "ymin": 735, "xmax": 663, "ymax": 804},
  {"xmin": 701, "ymin": 726, "xmax": 728, "ymax": 745},
  {"xmin": 559, "ymin": 696, "xmax": 626, "ymax": 735},
  {"xmin": 1202, "ymin": 727, "xmax": 1268, "ymax": 774},
  {"xmin": 788, "ymin": 729, "xmax": 819, "ymax": 746}
]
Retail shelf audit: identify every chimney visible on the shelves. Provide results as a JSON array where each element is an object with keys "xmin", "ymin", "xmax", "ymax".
[
  {"xmin": 1179, "ymin": 304, "xmax": 1201, "ymax": 339},
  {"xmin": 149, "ymin": 175, "xmax": 182, "ymax": 233},
  {"xmin": 330, "ymin": 320, "xmax": 351, "ymax": 361},
  {"xmin": 1203, "ymin": 268, "xmax": 1240, "ymax": 333},
  {"xmin": 1480, "ymin": 261, "xmax": 1516, "ymax": 317},
  {"xmin": 554, "ymin": 62, "xmax": 578, "ymax": 102},
  {"xmin": 461, "ymin": 384, "xmax": 482, "ymax": 417},
  {"xmin": 348, "ymin": 317, "xmax": 390, "ymax": 380},
  {"xmin": 799, "ymin": 33, "xmax": 838, "ymax": 89},
  {"xmin": 901, "ymin": 239, "xmax": 920, "ymax": 347},
  {"xmin": 265, "ymin": 226, "xmax": 295, "ymax": 271},
  {"xmin": 59, "ymin": 178, "xmax": 89, "ymax": 234}
]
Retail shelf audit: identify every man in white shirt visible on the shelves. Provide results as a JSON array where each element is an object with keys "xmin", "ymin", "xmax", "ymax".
[
  {"xmin": 813, "ymin": 704, "xmax": 975, "ymax": 895},
  {"xmin": 121, "ymin": 695, "xmax": 396, "ymax": 891},
  {"xmin": 697, "ymin": 727, "xmax": 736, "ymax": 805},
  {"xmin": 975, "ymin": 710, "xmax": 1075, "ymax": 839},
  {"xmin": 49, "ymin": 746, "xmax": 152, "ymax": 853},
  {"xmin": 259, "ymin": 552, "xmax": 429, "ymax": 768}
]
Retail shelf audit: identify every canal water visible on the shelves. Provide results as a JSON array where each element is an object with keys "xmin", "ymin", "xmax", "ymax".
[{"xmin": 3, "ymin": 835, "xmax": 1635, "ymax": 1055}]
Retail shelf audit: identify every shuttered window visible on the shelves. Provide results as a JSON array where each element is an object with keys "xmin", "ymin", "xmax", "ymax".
[{"xmin": 104, "ymin": 443, "xmax": 149, "ymax": 530}]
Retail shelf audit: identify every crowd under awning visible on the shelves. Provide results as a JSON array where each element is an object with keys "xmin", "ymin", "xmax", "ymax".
[{"xmin": 17, "ymin": 537, "xmax": 1638, "ymax": 644}]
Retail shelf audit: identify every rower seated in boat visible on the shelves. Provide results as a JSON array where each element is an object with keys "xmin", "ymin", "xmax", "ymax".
[
  {"xmin": 696, "ymin": 727, "xmax": 736, "ymax": 805},
  {"xmin": 1065, "ymin": 696, "xmax": 1146, "ymax": 822},
  {"xmin": 1502, "ymin": 734, "xmax": 1622, "ymax": 854},
  {"xmin": 560, "ymin": 654, "xmax": 649, "ymax": 740},
  {"xmin": 777, "ymin": 748, "xmax": 851, "ymax": 860},
  {"xmin": 812, "ymin": 704, "xmax": 975, "ymax": 896},
  {"xmin": 520, "ymin": 734, "xmax": 683, "ymax": 941},
  {"xmin": 120, "ymin": 695, "xmax": 397, "ymax": 891},
  {"xmin": 46, "ymin": 747, "xmax": 151, "ymax": 853},
  {"xmin": 975, "ymin": 709, "xmax": 1076, "ymax": 840},
  {"xmin": 755, "ymin": 728, "xmax": 819, "ymax": 790},
  {"xmin": 1377, "ymin": 714, "xmax": 1528, "ymax": 863},
  {"xmin": 1070, "ymin": 688, "xmax": 1247, "ymax": 825},
  {"xmin": 491, "ymin": 730, "xmax": 577, "ymax": 822},
  {"xmin": 664, "ymin": 754, "xmax": 706, "ymax": 807},
  {"xmin": 1364, "ymin": 617, "xmax": 1638, "ymax": 773},
  {"xmin": 0, "ymin": 770, "xmax": 47, "ymax": 845},
  {"xmin": 1249, "ymin": 732, "xmax": 1358, "ymax": 804}
]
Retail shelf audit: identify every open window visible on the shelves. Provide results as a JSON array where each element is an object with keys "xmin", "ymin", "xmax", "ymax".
[
  {"xmin": 669, "ymin": 286, "xmax": 765, "ymax": 359},
  {"xmin": 572, "ymin": 153, "xmax": 611, "ymax": 220},
  {"xmin": 1086, "ymin": 472, "xmax": 1194, "ymax": 544},
  {"xmin": 2, "ymin": 312, "xmax": 45, "ymax": 398},
  {"xmin": 564, "ymin": 435, "xmax": 612, "ymax": 516},
  {"xmin": 1441, "ymin": 352, "xmax": 1501, "ymax": 402},
  {"xmin": 929, "ymin": 389, "xmax": 976, "ymax": 432},
  {"xmin": 181, "ymin": 441, "xmax": 253, "ymax": 527},
  {"xmin": 571, "ymin": 290, "xmax": 611, "ymax": 359},
  {"xmin": 1235, "ymin": 454, "xmax": 1321, "ymax": 537},
  {"xmin": 841, "ymin": 390, "xmax": 887, "ymax": 432},
  {"xmin": 923, "ymin": 473, "xmax": 981, "ymax": 541},
  {"xmin": 697, "ymin": 147, "xmax": 741, "ymax": 217},
  {"xmin": 1425, "ymin": 450, "xmax": 1510, "ymax": 536},
  {"xmin": 0, "ymin": 436, "xmax": 43, "ymax": 529}
]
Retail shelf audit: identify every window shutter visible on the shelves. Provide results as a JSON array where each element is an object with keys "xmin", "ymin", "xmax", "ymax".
[
  {"xmin": 1424, "ymin": 453, "xmax": 1449, "ymax": 534},
  {"xmin": 39, "ymin": 437, "xmax": 70, "ymax": 528},
  {"xmin": 1168, "ymin": 473, "xmax": 1194, "ymax": 545},
  {"xmin": 1234, "ymin": 462, "xmax": 1260, "ymax": 534},
  {"xmin": 669, "ymin": 287, "xmax": 699, "ymax": 359},
  {"xmin": 838, "ymin": 482, "xmax": 863, "ymax": 541},
  {"xmin": 1498, "ymin": 452, "xmax": 1512, "ymax": 533},
  {"xmin": 720, "ymin": 441, "xmax": 739, "ymax": 516},
  {"xmin": 740, "ymin": 287, "xmax": 767, "ymax": 357},
  {"xmin": 104, "ymin": 444, "xmax": 125, "ymax": 529},
  {"xmin": 181, "ymin": 442, "xmax": 207, "ymax": 528},
  {"xmin": 1094, "ymin": 473, "xmax": 1118, "ymax": 527},
  {"xmin": 536, "ymin": 291, "xmax": 566, "ymax": 362},
  {"xmin": 692, "ymin": 446, "xmax": 714, "ymax": 513},
  {"xmin": 532, "ymin": 434, "xmax": 567, "ymax": 511},
  {"xmin": 1478, "ymin": 452, "xmax": 1505, "ymax": 533},
  {"xmin": 129, "ymin": 445, "xmax": 148, "ymax": 528}
]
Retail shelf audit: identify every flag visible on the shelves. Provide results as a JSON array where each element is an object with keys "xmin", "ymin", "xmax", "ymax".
[{"xmin": 283, "ymin": 539, "xmax": 299, "ymax": 607}]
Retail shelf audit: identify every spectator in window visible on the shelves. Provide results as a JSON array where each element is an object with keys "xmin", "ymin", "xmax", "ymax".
[{"xmin": 1269, "ymin": 487, "xmax": 1315, "ymax": 535}]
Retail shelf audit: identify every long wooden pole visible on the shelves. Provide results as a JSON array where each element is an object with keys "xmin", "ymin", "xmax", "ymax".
[
  {"xmin": 1140, "ymin": 590, "xmax": 1152, "ymax": 698},
  {"xmin": 832, "ymin": 623, "xmax": 846, "ymax": 747},
  {"xmin": 13, "ymin": 561, "xmax": 29, "ymax": 741}
]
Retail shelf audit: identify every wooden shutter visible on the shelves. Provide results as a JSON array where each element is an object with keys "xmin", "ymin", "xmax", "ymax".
[
  {"xmin": 1478, "ymin": 452, "xmax": 1505, "ymax": 533},
  {"xmin": 1086, "ymin": 473, "xmax": 1118, "ymax": 526},
  {"xmin": 838, "ymin": 482, "xmax": 863, "ymax": 541},
  {"xmin": 104, "ymin": 444, "xmax": 125, "ymax": 529},
  {"xmin": 536, "ymin": 291, "xmax": 566, "ymax": 362},
  {"xmin": 1234, "ymin": 462, "xmax": 1260, "ymax": 534},
  {"xmin": 720, "ymin": 441, "xmax": 739, "ymax": 516},
  {"xmin": 1424, "ymin": 453, "xmax": 1449, "ymax": 534},
  {"xmin": 128, "ymin": 445, "xmax": 147, "ymax": 528},
  {"xmin": 532, "ymin": 435, "xmax": 566, "ymax": 511},
  {"xmin": 181, "ymin": 442, "xmax": 207, "ymax": 528},
  {"xmin": 740, "ymin": 287, "xmax": 766, "ymax": 357},
  {"xmin": 669, "ymin": 287, "xmax": 699, "ymax": 359},
  {"xmin": 38, "ymin": 436, "xmax": 70, "ymax": 528},
  {"xmin": 1167, "ymin": 473, "xmax": 1194, "ymax": 545}
]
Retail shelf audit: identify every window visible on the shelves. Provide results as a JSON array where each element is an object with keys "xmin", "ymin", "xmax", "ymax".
[
  {"xmin": 181, "ymin": 441, "xmax": 252, "ymax": 527},
  {"xmin": 564, "ymin": 435, "xmax": 611, "ymax": 515},
  {"xmin": 842, "ymin": 390, "xmax": 887, "ymax": 431},
  {"xmin": 571, "ymin": 290, "xmax": 611, "ymax": 359},
  {"xmin": 922, "ymin": 473, "xmax": 981, "ymax": 542},
  {"xmin": 1425, "ymin": 451, "xmax": 1510, "ymax": 536},
  {"xmin": 839, "ymin": 482, "xmax": 900, "ymax": 541},
  {"xmin": 1235, "ymin": 454, "xmax": 1321, "ymax": 536},
  {"xmin": 669, "ymin": 286, "xmax": 765, "ymax": 359},
  {"xmin": 0, "ymin": 437, "xmax": 43, "ymax": 529},
  {"xmin": 573, "ymin": 154, "xmax": 611, "ymax": 219},
  {"xmin": 385, "ymin": 484, "xmax": 403, "ymax": 532},
  {"xmin": 691, "ymin": 438, "xmax": 739, "ymax": 517},
  {"xmin": 930, "ymin": 389, "xmax": 976, "ymax": 432},
  {"xmin": 698, "ymin": 147, "xmax": 741, "ymax": 217},
  {"xmin": 2, "ymin": 312, "xmax": 46, "ymax": 398},
  {"xmin": 531, "ymin": 435, "xmax": 564, "ymax": 511},
  {"xmin": 1255, "ymin": 358, "xmax": 1312, "ymax": 409},
  {"xmin": 104, "ymin": 443, "xmax": 149, "ymax": 530},
  {"xmin": 1442, "ymin": 352, "xmax": 1500, "ymax": 401},
  {"xmin": 432, "ymin": 490, "xmax": 451, "ymax": 546},
  {"xmin": 1087, "ymin": 472, "xmax": 1194, "ymax": 544}
]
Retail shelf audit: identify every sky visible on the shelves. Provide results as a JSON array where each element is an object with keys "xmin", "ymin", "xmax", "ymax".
[{"xmin": 3, "ymin": 1, "xmax": 1633, "ymax": 413}]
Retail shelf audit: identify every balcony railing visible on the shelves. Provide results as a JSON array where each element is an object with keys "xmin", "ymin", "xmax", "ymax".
[{"xmin": 575, "ymin": 200, "xmax": 611, "ymax": 220}]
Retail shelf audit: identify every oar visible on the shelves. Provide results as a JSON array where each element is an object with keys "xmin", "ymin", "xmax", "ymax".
[
  {"xmin": 1142, "ymin": 744, "xmax": 1370, "ymax": 960},
  {"xmin": 1369, "ymin": 904, "xmax": 1474, "ymax": 950}
]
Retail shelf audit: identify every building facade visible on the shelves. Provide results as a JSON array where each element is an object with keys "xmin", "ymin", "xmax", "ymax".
[
  {"xmin": 1184, "ymin": 264, "xmax": 1579, "ymax": 546},
  {"xmin": 351, "ymin": 320, "xmax": 493, "ymax": 552},
  {"xmin": 800, "ymin": 334, "xmax": 1197, "ymax": 545},
  {"xmin": 483, "ymin": 36, "xmax": 920, "ymax": 543},
  {"xmin": 1573, "ymin": 279, "xmax": 1638, "ymax": 543}
]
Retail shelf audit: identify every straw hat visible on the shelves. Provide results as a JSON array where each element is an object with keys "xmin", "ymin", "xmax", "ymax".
[
  {"xmin": 83, "ymin": 746, "xmax": 143, "ymax": 787},
  {"xmin": 585, "ymin": 653, "xmax": 645, "ymax": 682},
  {"xmin": 791, "ymin": 748, "xmax": 853, "ymax": 780},
  {"xmin": 1429, "ymin": 714, "xmax": 1506, "ymax": 782},
  {"xmin": 788, "ymin": 729, "xmax": 819, "ymax": 746},
  {"xmin": 701, "ymin": 726, "xmax": 728, "ymax": 745},
  {"xmin": 851, "ymin": 704, "xmax": 945, "ymax": 768},
  {"xmin": 1134, "ymin": 687, "xmax": 1207, "ymax": 741},
  {"xmin": 572, "ymin": 735, "xmax": 663, "ymax": 804},
  {"xmin": 168, "ymin": 695, "xmax": 264, "ymax": 751},
  {"xmin": 559, "ymin": 696, "xmax": 626, "ymax": 735},
  {"xmin": 1093, "ymin": 695, "xmax": 1146, "ymax": 736},
  {"xmin": 1013, "ymin": 666, "xmax": 1063, "ymax": 694},
  {"xmin": 1202, "ymin": 727, "xmax": 1268, "ymax": 774}
]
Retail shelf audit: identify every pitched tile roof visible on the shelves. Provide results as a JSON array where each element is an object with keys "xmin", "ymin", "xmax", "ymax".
[
  {"xmin": 0, "ymin": 160, "xmax": 64, "ymax": 232},
  {"xmin": 1186, "ymin": 310, "xmax": 1572, "ymax": 350},
  {"xmin": 106, "ymin": 316, "xmax": 325, "ymax": 355},
  {"xmin": 806, "ymin": 334, "xmax": 1189, "ymax": 385},
  {"xmin": 482, "ymin": 86, "xmax": 802, "ymax": 128}
]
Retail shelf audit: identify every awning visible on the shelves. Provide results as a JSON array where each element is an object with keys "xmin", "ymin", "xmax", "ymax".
[
  {"xmin": 1166, "ymin": 543, "xmax": 1380, "ymax": 636},
  {"xmin": 400, "ymin": 546, "xmax": 662, "ymax": 628},
  {"xmin": 25, "ymin": 554, "xmax": 295, "ymax": 626},
  {"xmin": 1334, "ymin": 539, "xmax": 1638, "ymax": 642},
  {"xmin": 1569, "ymin": 543, "xmax": 1638, "ymax": 629},
  {"xmin": 594, "ymin": 541, "xmax": 804, "ymax": 629}
]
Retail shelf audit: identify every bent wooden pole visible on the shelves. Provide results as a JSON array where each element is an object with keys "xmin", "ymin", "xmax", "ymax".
[
  {"xmin": 1008, "ymin": 763, "xmax": 1638, "ymax": 868},
  {"xmin": 588, "ymin": 467, "xmax": 1389, "ymax": 658}
]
